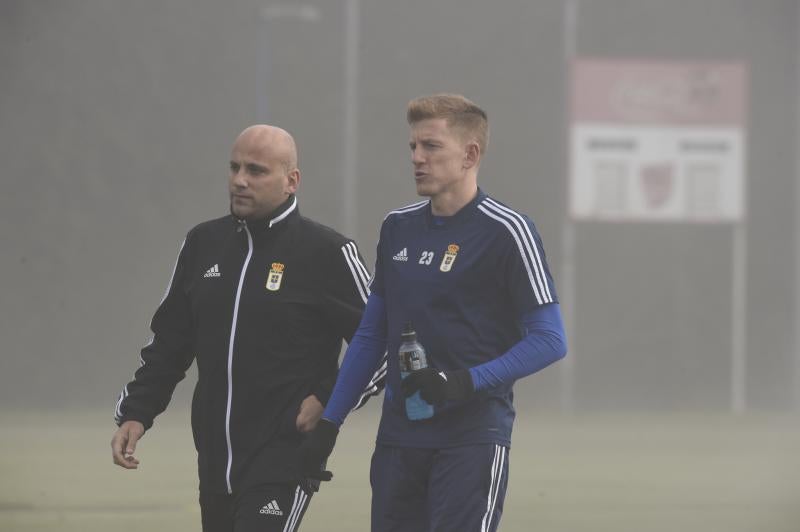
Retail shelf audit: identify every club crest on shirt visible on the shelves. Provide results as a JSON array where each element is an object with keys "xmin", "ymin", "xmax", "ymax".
[
  {"xmin": 439, "ymin": 244, "xmax": 459, "ymax": 272},
  {"xmin": 266, "ymin": 262, "xmax": 285, "ymax": 291}
]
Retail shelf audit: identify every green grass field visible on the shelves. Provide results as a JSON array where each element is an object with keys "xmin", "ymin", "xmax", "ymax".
[{"xmin": 1, "ymin": 406, "xmax": 799, "ymax": 531}]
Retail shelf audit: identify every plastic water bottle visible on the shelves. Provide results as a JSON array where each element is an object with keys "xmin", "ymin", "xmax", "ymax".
[{"xmin": 398, "ymin": 322, "xmax": 434, "ymax": 420}]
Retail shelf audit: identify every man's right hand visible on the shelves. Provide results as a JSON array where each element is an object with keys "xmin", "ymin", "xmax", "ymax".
[
  {"xmin": 111, "ymin": 420, "xmax": 145, "ymax": 469},
  {"xmin": 297, "ymin": 418, "xmax": 339, "ymax": 482}
]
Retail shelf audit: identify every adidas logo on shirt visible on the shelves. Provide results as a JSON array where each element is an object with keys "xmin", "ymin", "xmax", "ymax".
[
  {"xmin": 393, "ymin": 248, "xmax": 408, "ymax": 262},
  {"xmin": 259, "ymin": 500, "xmax": 283, "ymax": 516},
  {"xmin": 203, "ymin": 264, "xmax": 221, "ymax": 278}
]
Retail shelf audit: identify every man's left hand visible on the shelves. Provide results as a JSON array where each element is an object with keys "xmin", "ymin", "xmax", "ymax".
[
  {"xmin": 297, "ymin": 418, "xmax": 339, "ymax": 482},
  {"xmin": 296, "ymin": 394, "xmax": 324, "ymax": 433},
  {"xmin": 400, "ymin": 368, "xmax": 475, "ymax": 405}
]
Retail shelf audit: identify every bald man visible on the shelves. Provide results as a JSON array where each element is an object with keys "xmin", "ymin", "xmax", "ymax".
[{"xmin": 111, "ymin": 125, "xmax": 386, "ymax": 532}]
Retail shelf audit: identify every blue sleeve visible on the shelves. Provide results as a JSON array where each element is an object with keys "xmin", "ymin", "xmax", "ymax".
[
  {"xmin": 468, "ymin": 303, "xmax": 567, "ymax": 391},
  {"xmin": 322, "ymin": 292, "xmax": 388, "ymax": 426}
]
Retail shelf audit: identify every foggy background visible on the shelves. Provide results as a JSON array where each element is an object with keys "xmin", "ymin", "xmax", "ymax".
[
  {"xmin": 2, "ymin": 0, "xmax": 798, "ymax": 414},
  {"xmin": 3, "ymin": 2, "xmax": 800, "ymax": 531}
]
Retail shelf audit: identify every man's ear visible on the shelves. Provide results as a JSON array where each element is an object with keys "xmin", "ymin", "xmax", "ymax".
[
  {"xmin": 287, "ymin": 168, "xmax": 301, "ymax": 193},
  {"xmin": 463, "ymin": 141, "xmax": 480, "ymax": 170}
]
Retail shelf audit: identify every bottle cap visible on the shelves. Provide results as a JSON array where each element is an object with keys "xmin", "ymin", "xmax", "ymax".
[{"xmin": 401, "ymin": 322, "xmax": 416, "ymax": 341}]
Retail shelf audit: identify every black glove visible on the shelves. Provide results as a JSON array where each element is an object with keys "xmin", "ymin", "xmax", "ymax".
[
  {"xmin": 400, "ymin": 368, "xmax": 475, "ymax": 405},
  {"xmin": 297, "ymin": 418, "xmax": 339, "ymax": 482}
]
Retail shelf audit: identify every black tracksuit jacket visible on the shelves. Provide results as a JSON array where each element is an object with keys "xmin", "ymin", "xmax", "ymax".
[{"xmin": 114, "ymin": 196, "xmax": 385, "ymax": 494}]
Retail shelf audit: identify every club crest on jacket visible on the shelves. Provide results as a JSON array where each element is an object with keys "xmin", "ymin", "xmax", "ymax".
[{"xmin": 266, "ymin": 262, "xmax": 285, "ymax": 291}]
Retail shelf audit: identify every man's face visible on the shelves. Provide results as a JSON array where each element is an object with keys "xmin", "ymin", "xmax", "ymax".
[
  {"xmin": 228, "ymin": 132, "xmax": 298, "ymax": 221},
  {"xmin": 409, "ymin": 118, "xmax": 470, "ymax": 198}
]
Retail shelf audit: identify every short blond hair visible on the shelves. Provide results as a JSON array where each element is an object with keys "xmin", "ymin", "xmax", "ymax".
[{"xmin": 407, "ymin": 93, "xmax": 489, "ymax": 154}]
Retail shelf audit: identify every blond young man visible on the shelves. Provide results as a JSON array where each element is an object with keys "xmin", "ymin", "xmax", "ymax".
[{"xmin": 300, "ymin": 95, "xmax": 567, "ymax": 531}]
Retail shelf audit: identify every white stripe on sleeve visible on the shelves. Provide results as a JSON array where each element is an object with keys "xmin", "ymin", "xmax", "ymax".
[
  {"xmin": 344, "ymin": 242, "xmax": 371, "ymax": 291},
  {"xmin": 341, "ymin": 243, "xmax": 370, "ymax": 304},
  {"xmin": 484, "ymin": 198, "xmax": 553, "ymax": 302},
  {"xmin": 158, "ymin": 238, "xmax": 186, "ymax": 306},
  {"xmin": 352, "ymin": 352, "xmax": 388, "ymax": 411},
  {"xmin": 477, "ymin": 204, "xmax": 544, "ymax": 304},
  {"xmin": 114, "ymin": 385, "xmax": 128, "ymax": 423}
]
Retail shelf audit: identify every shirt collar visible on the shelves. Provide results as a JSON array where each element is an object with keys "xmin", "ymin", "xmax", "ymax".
[{"xmin": 426, "ymin": 187, "xmax": 487, "ymax": 228}]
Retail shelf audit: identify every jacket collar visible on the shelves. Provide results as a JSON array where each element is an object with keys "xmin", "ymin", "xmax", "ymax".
[
  {"xmin": 265, "ymin": 195, "xmax": 298, "ymax": 228},
  {"xmin": 233, "ymin": 195, "xmax": 299, "ymax": 233}
]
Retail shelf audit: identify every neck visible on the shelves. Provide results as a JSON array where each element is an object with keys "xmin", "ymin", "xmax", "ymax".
[{"xmin": 429, "ymin": 182, "xmax": 478, "ymax": 216}]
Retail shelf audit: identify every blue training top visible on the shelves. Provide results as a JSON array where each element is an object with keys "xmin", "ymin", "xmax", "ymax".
[{"xmin": 323, "ymin": 188, "xmax": 565, "ymax": 448}]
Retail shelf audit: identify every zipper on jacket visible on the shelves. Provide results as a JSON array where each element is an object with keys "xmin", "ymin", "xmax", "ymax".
[{"xmin": 224, "ymin": 224, "xmax": 253, "ymax": 493}]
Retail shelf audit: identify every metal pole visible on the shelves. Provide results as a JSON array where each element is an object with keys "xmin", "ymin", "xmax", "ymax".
[
  {"xmin": 795, "ymin": 1, "xmax": 800, "ymax": 412},
  {"xmin": 560, "ymin": 223, "xmax": 577, "ymax": 412},
  {"xmin": 343, "ymin": 0, "xmax": 360, "ymax": 238},
  {"xmin": 731, "ymin": 222, "xmax": 747, "ymax": 413},
  {"xmin": 560, "ymin": 0, "xmax": 579, "ymax": 412}
]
